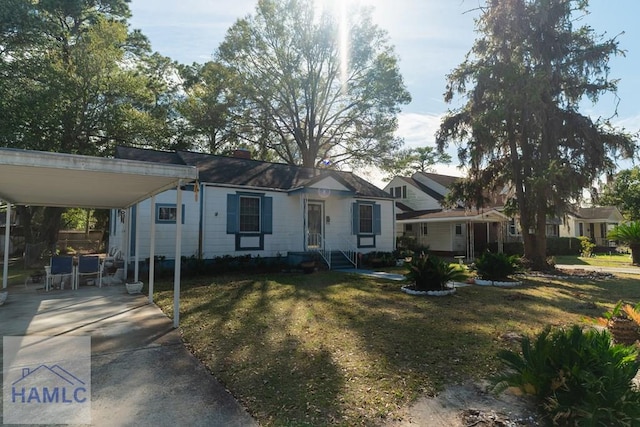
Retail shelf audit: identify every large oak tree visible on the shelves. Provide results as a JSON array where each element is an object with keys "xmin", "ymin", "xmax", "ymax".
[
  {"xmin": 436, "ymin": 0, "xmax": 636, "ymax": 270},
  {"xmin": 217, "ymin": 0, "xmax": 411, "ymax": 168}
]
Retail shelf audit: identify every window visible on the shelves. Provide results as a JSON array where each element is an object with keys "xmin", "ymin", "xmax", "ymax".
[
  {"xmin": 546, "ymin": 224, "xmax": 559, "ymax": 237},
  {"xmin": 391, "ymin": 185, "xmax": 407, "ymax": 199},
  {"xmin": 359, "ymin": 204, "xmax": 373, "ymax": 234},
  {"xmin": 508, "ymin": 218, "xmax": 520, "ymax": 236},
  {"xmin": 421, "ymin": 223, "xmax": 428, "ymax": 235},
  {"xmin": 239, "ymin": 196, "xmax": 260, "ymax": 232},
  {"xmin": 578, "ymin": 222, "xmax": 584, "ymax": 236},
  {"xmin": 405, "ymin": 224, "xmax": 413, "ymax": 232},
  {"xmin": 227, "ymin": 193, "xmax": 273, "ymax": 235},
  {"xmin": 155, "ymin": 204, "xmax": 185, "ymax": 224},
  {"xmin": 455, "ymin": 223, "xmax": 463, "ymax": 235}
]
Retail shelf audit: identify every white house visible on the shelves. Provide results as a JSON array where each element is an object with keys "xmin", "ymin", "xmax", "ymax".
[
  {"xmin": 110, "ymin": 147, "xmax": 395, "ymax": 269},
  {"xmin": 384, "ymin": 172, "xmax": 508, "ymax": 259},
  {"xmin": 386, "ymin": 171, "xmax": 625, "ymax": 257},
  {"xmin": 559, "ymin": 207, "xmax": 624, "ymax": 247}
]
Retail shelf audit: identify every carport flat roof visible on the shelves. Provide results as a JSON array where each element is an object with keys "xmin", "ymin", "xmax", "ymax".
[{"xmin": 0, "ymin": 148, "xmax": 198, "ymax": 209}]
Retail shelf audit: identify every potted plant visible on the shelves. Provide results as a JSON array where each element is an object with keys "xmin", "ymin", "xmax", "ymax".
[
  {"xmin": 598, "ymin": 301, "xmax": 640, "ymax": 345},
  {"xmin": 474, "ymin": 251, "xmax": 523, "ymax": 286},
  {"xmin": 126, "ymin": 281, "xmax": 144, "ymax": 294},
  {"xmin": 402, "ymin": 252, "xmax": 466, "ymax": 295}
]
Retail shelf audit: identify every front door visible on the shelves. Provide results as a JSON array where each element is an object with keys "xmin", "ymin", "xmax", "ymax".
[{"xmin": 307, "ymin": 202, "xmax": 323, "ymax": 249}]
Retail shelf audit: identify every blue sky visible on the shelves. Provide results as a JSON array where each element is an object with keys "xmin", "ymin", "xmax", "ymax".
[{"xmin": 129, "ymin": 0, "xmax": 640, "ymax": 183}]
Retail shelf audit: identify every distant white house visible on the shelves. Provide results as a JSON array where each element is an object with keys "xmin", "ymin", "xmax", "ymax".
[
  {"xmin": 385, "ymin": 171, "xmax": 624, "ymax": 258},
  {"xmin": 384, "ymin": 172, "xmax": 508, "ymax": 259},
  {"xmin": 110, "ymin": 147, "xmax": 395, "ymax": 269},
  {"xmin": 560, "ymin": 207, "xmax": 624, "ymax": 247}
]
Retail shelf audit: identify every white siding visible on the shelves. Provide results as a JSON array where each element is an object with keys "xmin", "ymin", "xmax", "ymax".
[
  {"xmin": 422, "ymin": 223, "xmax": 452, "ymax": 252},
  {"xmin": 113, "ymin": 185, "xmax": 396, "ymax": 260},
  {"xmin": 128, "ymin": 189, "xmax": 200, "ymax": 260},
  {"xmin": 383, "ymin": 177, "xmax": 441, "ymax": 211}
]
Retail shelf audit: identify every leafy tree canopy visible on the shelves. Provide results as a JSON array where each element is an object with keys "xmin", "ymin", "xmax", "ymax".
[
  {"xmin": 380, "ymin": 146, "xmax": 452, "ymax": 180},
  {"xmin": 0, "ymin": 0, "xmax": 177, "ymax": 246},
  {"xmin": 0, "ymin": 0, "xmax": 172, "ymax": 156},
  {"xmin": 217, "ymin": 0, "xmax": 411, "ymax": 168},
  {"xmin": 598, "ymin": 167, "xmax": 640, "ymax": 221},
  {"xmin": 436, "ymin": 0, "xmax": 637, "ymax": 270}
]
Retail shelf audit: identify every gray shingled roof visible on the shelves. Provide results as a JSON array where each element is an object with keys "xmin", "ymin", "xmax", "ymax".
[
  {"xmin": 115, "ymin": 146, "xmax": 391, "ymax": 198},
  {"xmin": 574, "ymin": 206, "xmax": 622, "ymax": 220}
]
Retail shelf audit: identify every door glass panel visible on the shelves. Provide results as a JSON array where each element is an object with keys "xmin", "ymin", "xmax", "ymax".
[{"xmin": 307, "ymin": 203, "xmax": 322, "ymax": 247}]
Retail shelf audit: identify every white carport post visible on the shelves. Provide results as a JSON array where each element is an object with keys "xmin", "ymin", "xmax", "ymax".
[
  {"xmin": 2, "ymin": 202, "xmax": 10, "ymax": 289},
  {"xmin": 134, "ymin": 203, "xmax": 140, "ymax": 282},
  {"xmin": 148, "ymin": 195, "xmax": 156, "ymax": 303},
  {"xmin": 173, "ymin": 183, "xmax": 183, "ymax": 328}
]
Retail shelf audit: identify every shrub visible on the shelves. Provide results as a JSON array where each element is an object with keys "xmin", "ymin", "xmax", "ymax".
[
  {"xmin": 578, "ymin": 236, "xmax": 596, "ymax": 258},
  {"xmin": 404, "ymin": 253, "xmax": 466, "ymax": 291},
  {"xmin": 545, "ymin": 237, "xmax": 581, "ymax": 256},
  {"xmin": 492, "ymin": 325, "xmax": 640, "ymax": 426},
  {"xmin": 362, "ymin": 251, "xmax": 396, "ymax": 267},
  {"xmin": 474, "ymin": 251, "xmax": 522, "ymax": 281}
]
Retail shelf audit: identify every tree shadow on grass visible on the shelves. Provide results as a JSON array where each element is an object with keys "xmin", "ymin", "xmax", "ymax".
[{"xmin": 154, "ymin": 271, "xmax": 640, "ymax": 426}]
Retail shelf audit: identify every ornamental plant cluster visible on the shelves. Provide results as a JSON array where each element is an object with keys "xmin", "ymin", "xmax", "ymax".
[
  {"xmin": 404, "ymin": 252, "xmax": 466, "ymax": 291},
  {"xmin": 474, "ymin": 251, "xmax": 523, "ymax": 281},
  {"xmin": 492, "ymin": 325, "xmax": 640, "ymax": 425}
]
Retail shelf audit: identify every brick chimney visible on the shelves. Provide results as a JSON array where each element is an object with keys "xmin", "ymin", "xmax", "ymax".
[{"xmin": 232, "ymin": 149, "xmax": 251, "ymax": 159}]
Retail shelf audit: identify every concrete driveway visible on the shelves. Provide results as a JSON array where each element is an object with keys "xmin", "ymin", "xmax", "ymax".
[{"xmin": 0, "ymin": 283, "xmax": 258, "ymax": 427}]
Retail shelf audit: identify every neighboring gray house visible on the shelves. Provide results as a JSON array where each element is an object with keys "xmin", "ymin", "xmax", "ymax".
[{"xmin": 110, "ymin": 147, "xmax": 395, "ymax": 269}]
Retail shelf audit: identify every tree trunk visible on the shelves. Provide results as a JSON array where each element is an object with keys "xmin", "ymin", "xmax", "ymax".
[
  {"xmin": 521, "ymin": 208, "xmax": 550, "ymax": 271},
  {"xmin": 631, "ymin": 244, "xmax": 640, "ymax": 266},
  {"xmin": 16, "ymin": 206, "xmax": 34, "ymax": 244},
  {"xmin": 39, "ymin": 207, "xmax": 64, "ymax": 252}
]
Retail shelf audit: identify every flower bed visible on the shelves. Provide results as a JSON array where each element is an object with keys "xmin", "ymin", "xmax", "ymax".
[{"xmin": 401, "ymin": 283, "xmax": 456, "ymax": 296}]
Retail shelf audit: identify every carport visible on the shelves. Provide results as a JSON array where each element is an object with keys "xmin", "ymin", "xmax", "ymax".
[{"xmin": 0, "ymin": 147, "xmax": 198, "ymax": 327}]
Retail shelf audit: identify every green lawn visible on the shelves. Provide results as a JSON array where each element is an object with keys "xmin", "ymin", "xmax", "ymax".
[
  {"xmin": 153, "ymin": 270, "xmax": 640, "ymax": 426},
  {"xmin": 554, "ymin": 252, "xmax": 635, "ymax": 268}
]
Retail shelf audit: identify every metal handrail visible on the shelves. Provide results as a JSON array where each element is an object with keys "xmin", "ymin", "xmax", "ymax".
[
  {"xmin": 309, "ymin": 233, "xmax": 331, "ymax": 269},
  {"xmin": 337, "ymin": 235, "xmax": 358, "ymax": 268}
]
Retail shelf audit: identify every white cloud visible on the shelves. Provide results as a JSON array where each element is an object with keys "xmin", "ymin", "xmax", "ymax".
[{"xmin": 396, "ymin": 112, "xmax": 442, "ymax": 147}]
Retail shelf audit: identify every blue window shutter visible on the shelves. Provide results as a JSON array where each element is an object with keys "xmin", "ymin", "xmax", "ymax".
[
  {"xmin": 227, "ymin": 194, "xmax": 238, "ymax": 233},
  {"xmin": 352, "ymin": 202, "xmax": 358, "ymax": 235},
  {"xmin": 262, "ymin": 196, "xmax": 273, "ymax": 234},
  {"xmin": 373, "ymin": 203, "xmax": 381, "ymax": 235}
]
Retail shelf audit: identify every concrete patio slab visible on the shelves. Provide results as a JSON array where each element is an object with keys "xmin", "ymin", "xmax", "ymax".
[{"xmin": 0, "ymin": 284, "xmax": 258, "ymax": 427}]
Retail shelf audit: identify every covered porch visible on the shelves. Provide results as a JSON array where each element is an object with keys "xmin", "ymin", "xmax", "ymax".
[{"xmin": 397, "ymin": 208, "xmax": 509, "ymax": 261}]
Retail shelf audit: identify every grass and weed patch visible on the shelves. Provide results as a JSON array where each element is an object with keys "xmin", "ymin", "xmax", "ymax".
[{"xmin": 154, "ymin": 269, "xmax": 640, "ymax": 426}]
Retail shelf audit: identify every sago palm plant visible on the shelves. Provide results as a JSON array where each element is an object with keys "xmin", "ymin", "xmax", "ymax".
[
  {"xmin": 608, "ymin": 221, "xmax": 640, "ymax": 265},
  {"xmin": 404, "ymin": 253, "xmax": 466, "ymax": 291}
]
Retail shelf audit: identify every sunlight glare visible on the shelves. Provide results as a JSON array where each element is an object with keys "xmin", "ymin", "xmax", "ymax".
[{"xmin": 313, "ymin": 0, "xmax": 351, "ymax": 92}]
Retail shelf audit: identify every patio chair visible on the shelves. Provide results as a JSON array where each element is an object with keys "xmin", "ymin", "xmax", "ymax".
[
  {"xmin": 45, "ymin": 256, "xmax": 75, "ymax": 291},
  {"xmin": 76, "ymin": 255, "xmax": 103, "ymax": 288}
]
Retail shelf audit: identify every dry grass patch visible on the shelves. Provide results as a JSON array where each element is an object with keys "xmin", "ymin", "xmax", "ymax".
[{"xmin": 154, "ymin": 271, "xmax": 640, "ymax": 426}]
